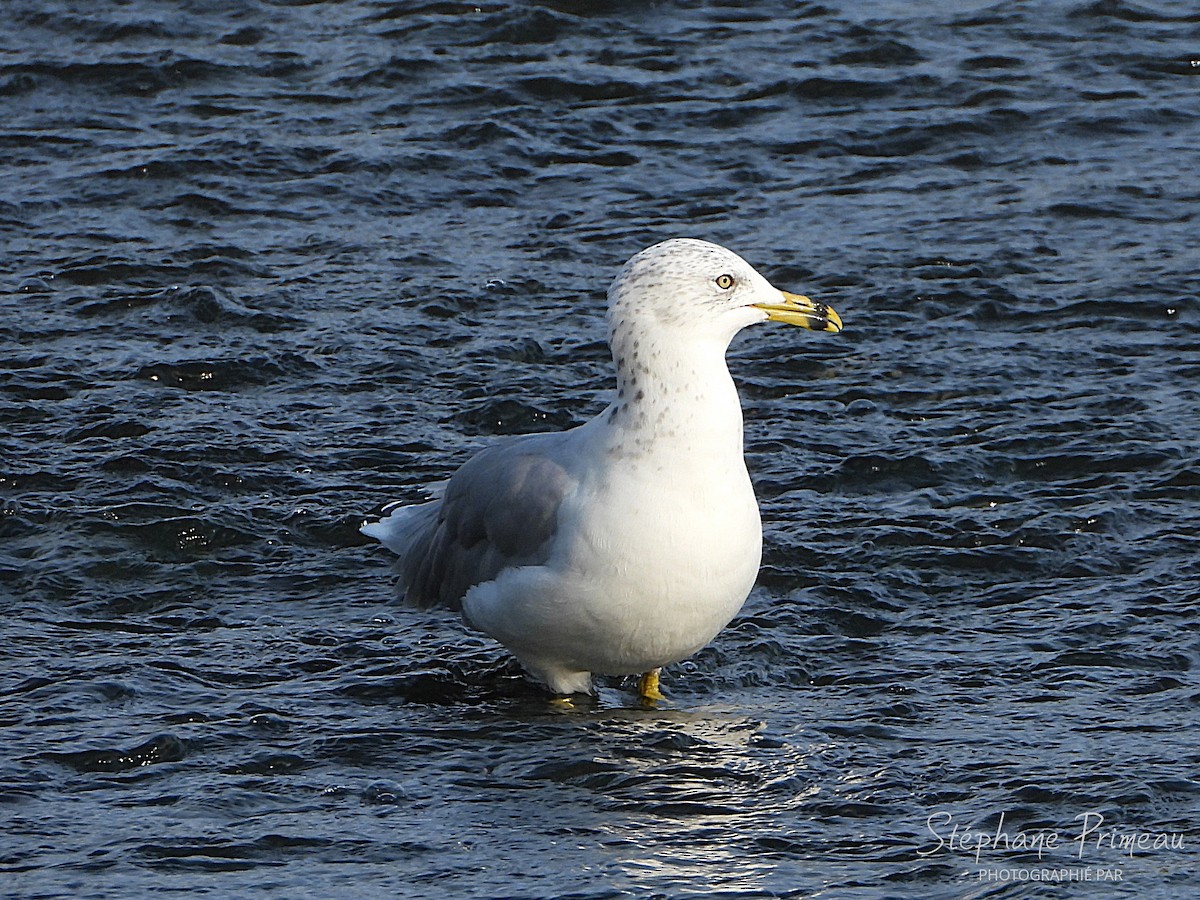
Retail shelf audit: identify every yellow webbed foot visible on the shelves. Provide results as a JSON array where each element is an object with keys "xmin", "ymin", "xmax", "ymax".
[{"xmin": 638, "ymin": 668, "xmax": 667, "ymax": 704}]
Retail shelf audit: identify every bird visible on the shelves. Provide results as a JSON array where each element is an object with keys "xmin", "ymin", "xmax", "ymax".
[{"xmin": 361, "ymin": 238, "xmax": 842, "ymax": 702}]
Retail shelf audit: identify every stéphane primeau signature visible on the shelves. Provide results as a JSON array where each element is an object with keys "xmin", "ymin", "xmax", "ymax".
[{"xmin": 918, "ymin": 810, "xmax": 1185, "ymax": 864}]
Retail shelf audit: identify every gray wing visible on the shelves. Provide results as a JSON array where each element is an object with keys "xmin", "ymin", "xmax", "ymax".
[{"xmin": 397, "ymin": 433, "xmax": 576, "ymax": 612}]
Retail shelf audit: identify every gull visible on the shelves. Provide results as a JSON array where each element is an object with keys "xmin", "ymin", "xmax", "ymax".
[{"xmin": 362, "ymin": 238, "xmax": 842, "ymax": 701}]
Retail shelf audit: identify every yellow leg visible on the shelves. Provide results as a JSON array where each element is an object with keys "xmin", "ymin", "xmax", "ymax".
[{"xmin": 638, "ymin": 668, "xmax": 666, "ymax": 702}]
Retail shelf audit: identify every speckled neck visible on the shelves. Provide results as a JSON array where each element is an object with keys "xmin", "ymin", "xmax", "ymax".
[{"xmin": 602, "ymin": 323, "xmax": 746, "ymax": 462}]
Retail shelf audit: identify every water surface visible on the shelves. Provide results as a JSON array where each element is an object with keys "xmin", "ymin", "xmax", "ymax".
[{"xmin": 3, "ymin": 1, "xmax": 1199, "ymax": 897}]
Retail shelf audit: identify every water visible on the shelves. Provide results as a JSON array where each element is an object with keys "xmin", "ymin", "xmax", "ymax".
[{"xmin": 3, "ymin": 1, "xmax": 1199, "ymax": 897}]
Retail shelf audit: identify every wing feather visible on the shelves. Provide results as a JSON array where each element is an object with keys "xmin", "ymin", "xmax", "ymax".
[{"xmin": 369, "ymin": 433, "xmax": 577, "ymax": 613}]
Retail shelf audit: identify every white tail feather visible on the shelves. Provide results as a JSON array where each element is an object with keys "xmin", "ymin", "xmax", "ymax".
[{"xmin": 361, "ymin": 500, "xmax": 439, "ymax": 556}]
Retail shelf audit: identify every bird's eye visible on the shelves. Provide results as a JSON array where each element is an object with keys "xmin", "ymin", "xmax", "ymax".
[{"xmin": 715, "ymin": 273, "xmax": 735, "ymax": 290}]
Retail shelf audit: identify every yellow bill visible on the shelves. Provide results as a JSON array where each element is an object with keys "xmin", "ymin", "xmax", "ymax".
[{"xmin": 754, "ymin": 290, "xmax": 843, "ymax": 333}]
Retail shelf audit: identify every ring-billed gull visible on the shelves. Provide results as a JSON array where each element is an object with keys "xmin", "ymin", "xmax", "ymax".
[{"xmin": 362, "ymin": 238, "xmax": 842, "ymax": 700}]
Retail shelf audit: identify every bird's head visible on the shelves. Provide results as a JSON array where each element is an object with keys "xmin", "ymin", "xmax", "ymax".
[{"xmin": 607, "ymin": 238, "xmax": 842, "ymax": 347}]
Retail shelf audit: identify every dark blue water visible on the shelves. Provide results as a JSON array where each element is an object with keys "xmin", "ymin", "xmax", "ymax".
[{"xmin": 3, "ymin": 1, "xmax": 1199, "ymax": 897}]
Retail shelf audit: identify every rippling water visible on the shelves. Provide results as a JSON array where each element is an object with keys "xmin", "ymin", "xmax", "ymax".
[{"xmin": 3, "ymin": 1, "xmax": 1199, "ymax": 897}]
